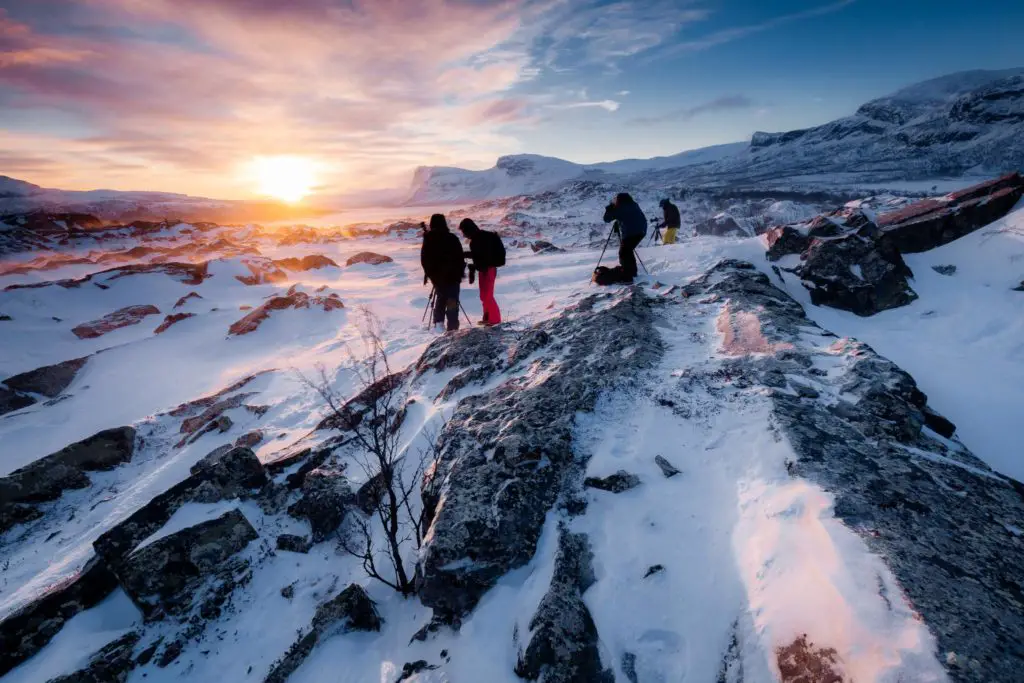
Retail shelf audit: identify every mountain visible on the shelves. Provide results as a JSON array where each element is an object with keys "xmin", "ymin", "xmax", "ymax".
[
  {"xmin": 0, "ymin": 177, "xmax": 43, "ymax": 199},
  {"xmin": 406, "ymin": 144, "xmax": 747, "ymax": 204},
  {"xmin": 0, "ymin": 177, "xmax": 332, "ymax": 225},
  {"xmin": 408, "ymin": 68, "xmax": 1024, "ymax": 203}
]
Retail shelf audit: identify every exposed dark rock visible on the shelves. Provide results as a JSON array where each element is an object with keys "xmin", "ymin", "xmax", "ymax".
[
  {"xmin": 878, "ymin": 173, "xmax": 1024, "ymax": 253},
  {"xmin": 154, "ymin": 312, "xmax": 195, "ymax": 334},
  {"xmin": 932, "ymin": 264, "xmax": 957, "ymax": 276},
  {"xmin": 135, "ymin": 640, "xmax": 160, "ymax": 666},
  {"xmin": 654, "ymin": 455, "xmax": 681, "ymax": 478},
  {"xmin": 355, "ymin": 470, "xmax": 386, "ymax": 514},
  {"xmin": 797, "ymin": 234, "xmax": 917, "ymax": 316},
  {"xmin": 764, "ymin": 225, "xmax": 810, "ymax": 262},
  {"xmin": 531, "ymin": 240, "xmax": 566, "ymax": 254},
  {"xmin": 284, "ymin": 448, "xmax": 334, "ymax": 489},
  {"xmin": 315, "ymin": 369, "xmax": 411, "ymax": 432},
  {"xmin": 0, "ymin": 426, "xmax": 136, "ymax": 532},
  {"xmin": 643, "ymin": 564, "xmax": 665, "ymax": 578},
  {"xmin": 94, "ymin": 445, "xmax": 267, "ymax": 565},
  {"xmin": 345, "ymin": 251, "xmax": 394, "ymax": 266},
  {"xmin": 263, "ymin": 584, "xmax": 380, "ymax": 683},
  {"xmin": 923, "ymin": 407, "xmax": 956, "ymax": 438},
  {"xmin": 515, "ymin": 529, "xmax": 612, "ymax": 683},
  {"xmin": 189, "ymin": 446, "xmax": 268, "ymax": 500},
  {"xmin": 116, "ymin": 508, "xmax": 258, "ymax": 618},
  {"xmin": 681, "ymin": 260, "xmax": 1024, "ymax": 681},
  {"xmin": 417, "ymin": 289, "xmax": 662, "ymax": 617},
  {"xmin": 275, "ymin": 254, "xmax": 339, "ymax": 271},
  {"xmin": 0, "ymin": 385, "xmax": 36, "ymax": 417},
  {"xmin": 621, "ymin": 652, "xmax": 639, "ymax": 683},
  {"xmin": 1015, "ymin": 281, "xmax": 1024, "ymax": 292},
  {"xmin": 156, "ymin": 639, "xmax": 183, "ymax": 667},
  {"xmin": 280, "ymin": 584, "xmax": 295, "ymax": 600},
  {"xmin": 776, "ymin": 635, "xmax": 843, "ymax": 683},
  {"xmin": 287, "ymin": 465, "xmax": 354, "ymax": 542},
  {"xmin": 3, "ymin": 356, "xmax": 88, "ymax": 398},
  {"xmin": 47, "ymin": 631, "xmax": 140, "ymax": 683},
  {"xmin": 235, "ymin": 257, "xmax": 288, "ymax": 285},
  {"xmin": 804, "ymin": 214, "xmax": 844, "ymax": 238},
  {"xmin": 395, "ymin": 660, "xmax": 438, "ymax": 682},
  {"xmin": 0, "ymin": 556, "xmax": 120, "ymax": 676},
  {"xmin": 3, "ymin": 262, "xmax": 208, "ymax": 292},
  {"xmin": 72, "ymin": 305, "xmax": 161, "ymax": 339},
  {"xmin": 173, "ymin": 292, "xmax": 203, "ymax": 308},
  {"xmin": 0, "ymin": 313, "xmax": 10, "ymax": 321},
  {"xmin": 276, "ymin": 534, "xmax": 312, "ymax": 554},
  {"xmin": 235, "ymin": 430, "xmax": 264, "ymax": 449},
  {"xmin": 584, "ymin": 470, "xmax": 641, "ymax": 493},
  {"xmin": 228, "ymin": 290, "xmax": 343, "ymax": 336}
]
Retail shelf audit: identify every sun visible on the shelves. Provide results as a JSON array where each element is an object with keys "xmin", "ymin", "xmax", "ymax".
[{"xmin": 250, "ymin": 155, "xmax": 317, "ymax": 203}]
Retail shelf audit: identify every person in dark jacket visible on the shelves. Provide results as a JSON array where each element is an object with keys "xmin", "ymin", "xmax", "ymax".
[
  {"xmin": 421, "ymin": 214, "xmax": 465, "ymax": 331},
  {"xmin": 659, "ymin": 198, "xmax": 680, "ymax": 245},
  {"xmin": 458, "ymin": 218, "xmax": 503, "ymax": 325},
  {"xmin": 603, "ymin": 192, "xmax": 648, "ymax": 279}
]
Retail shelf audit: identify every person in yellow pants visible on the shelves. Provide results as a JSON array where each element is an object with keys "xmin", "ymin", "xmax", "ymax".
[{"xmin": 659, "ymin": 199, "xmax": 681, "ymax": 245}]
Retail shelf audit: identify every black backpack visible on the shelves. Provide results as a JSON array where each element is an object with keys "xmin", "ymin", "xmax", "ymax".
[
  {"xmin": 489, "ymin": 231, "xmax": 506, "ymax": 267},
  {"xmin": 592, "ymin": 265, "xmax": 631, "ymax": 286}
]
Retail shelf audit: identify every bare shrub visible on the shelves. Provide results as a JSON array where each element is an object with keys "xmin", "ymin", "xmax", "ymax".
[{"xmin": 301, "ymin": 308, "xmax": 441, "ymax": 595}]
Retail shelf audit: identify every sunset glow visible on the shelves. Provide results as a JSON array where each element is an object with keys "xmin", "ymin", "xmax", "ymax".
[{"xmin": 250, "ymin": 156, "xmax": 318, "ymax": 203}]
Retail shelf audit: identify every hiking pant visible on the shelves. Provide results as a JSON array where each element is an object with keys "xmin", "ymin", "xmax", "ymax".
[
  {"xmin": 619, "ymin": 233, "xmax": 644, "ymax": 279},
  {"xmin": 663, "ymin": 226, "xmax": 679, "ymax": 245},
  {"xmin": 432, "ymin": 283, "xmax": 460, "ymax": 331},
  {"xmin": 478, "ymin": 267, "xmax": 501, "ymax": 324}
]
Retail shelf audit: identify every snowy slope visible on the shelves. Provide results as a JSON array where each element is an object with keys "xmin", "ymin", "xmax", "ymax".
[
  {"xmin": 0, "ymin": 177, "xmax": 42, "ymax": 199},
  {"xmin": 1, "ymin": 189, "xmax": 1023, "ymax": 683},
  {"xmin": 409, "ymin": 69, "xmax": 1024, "ymax": 203}
]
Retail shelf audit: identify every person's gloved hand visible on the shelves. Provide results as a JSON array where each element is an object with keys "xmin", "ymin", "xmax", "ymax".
[{"xmin": 468, "ymin": 265, "xmax": 476, "ymax": 285}]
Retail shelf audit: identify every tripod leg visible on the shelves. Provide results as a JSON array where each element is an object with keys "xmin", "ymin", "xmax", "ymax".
[
  {"xmin": 594, "ymin": 224, "xmax": 616, "ymax": 271},
  {"xmin": 459, "ymin": 301, "xmax": 473, "ymax": 326},
  {"xmin": 423, "ymin": 287, "xmax": 436, "ymax": 325},
  {"xmin": 635, "ymin": 250, "xmax": 649, "ymax": 275}
]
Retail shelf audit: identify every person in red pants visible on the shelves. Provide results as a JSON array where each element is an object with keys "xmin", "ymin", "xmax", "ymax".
[{"xmin": 458, "ymin": 219, "xmax": 505, "ymax": 326}]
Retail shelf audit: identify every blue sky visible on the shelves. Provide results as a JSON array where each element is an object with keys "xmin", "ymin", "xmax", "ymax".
[
  {"xmin": 516, "ymin": 0, "xmax": 1024, "ymax": 164},
  {"xmin": 0, "ymin": 0, "xmax": 1022, "ymax": 197}
]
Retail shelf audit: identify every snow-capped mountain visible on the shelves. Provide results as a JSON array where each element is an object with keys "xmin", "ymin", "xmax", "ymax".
[
  {"xmin": 406, "ymin": 143, "xmax": 746, "ymax": 204},
  {"xmin": 408, "ymin": 68, "xmax": 1024, "ymax": 203}
]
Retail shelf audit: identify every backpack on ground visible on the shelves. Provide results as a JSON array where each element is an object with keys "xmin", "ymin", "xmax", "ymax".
[{"xmin": 592, "ymin": 265, "xmax": 631, "ymax": 286}]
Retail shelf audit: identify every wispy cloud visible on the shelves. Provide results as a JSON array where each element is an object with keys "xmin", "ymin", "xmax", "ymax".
[
  {"xmin": 548, "ymin": 99, "xmax": 621, "ymax": 112},
  {"xmin": 534, "ymin": 0, "xmax": 711, "ymax": 70},
  {"xmin": 660, "ymin": 0, "xmax": 856, "ymax": 55},
  {"xmin": 630, "ymin": 95, "xmax": 755, "ymax": 125}
]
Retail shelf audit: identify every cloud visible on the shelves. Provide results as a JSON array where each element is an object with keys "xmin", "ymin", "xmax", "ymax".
[
  {"xmin": 0, "ymin": 1, "xmax": 553, "ymax": 194},
  {"xmin": 535, "ymin": 0, "xmax": 711, "ymax": 70},
  {"xmin": 0, "ymin": 0, "xmax": 776, "ymax": 196},
  {"xmin": 548, "ymin": 99, "xmax": 621, "ymax": 112},
  {"xmin": 660, "ymin": 0, "xmax": 856, "ymax": 55},
  {"xmin": 630, "ymin": 95, "xmax": 755, "ymax": 125}
]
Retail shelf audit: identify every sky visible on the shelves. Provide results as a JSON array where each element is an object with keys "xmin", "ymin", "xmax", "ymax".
[{"xmin": 1, "ymin": 0, "xmax": 1023, "ymax": 199}]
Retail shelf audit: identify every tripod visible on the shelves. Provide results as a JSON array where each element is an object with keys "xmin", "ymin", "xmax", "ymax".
[
  {"xmin": 422, "ymin": 286, "xmax": 473, "ymax": 328},
  {"xmin": 592, "ymin": 223, "xmax": 649, "ymax": 280},
  {"xmin": 647, "ymin": 222, "xmax": 663, "ymax": 247}
]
